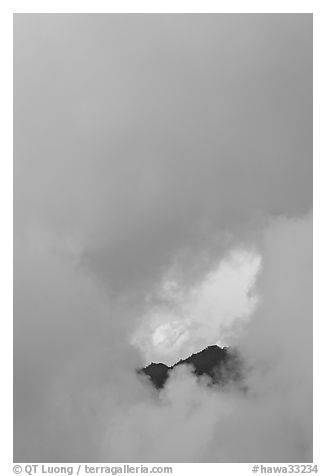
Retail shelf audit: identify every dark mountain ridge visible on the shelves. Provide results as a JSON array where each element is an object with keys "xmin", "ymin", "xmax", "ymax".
[{"xmin": 138, "ymin": 344, "xmax": 242, "ymax": 389}]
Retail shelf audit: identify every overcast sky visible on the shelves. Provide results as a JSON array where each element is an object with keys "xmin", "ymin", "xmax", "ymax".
[{"xmin": 14, "ymin": 14, "xmax": 312, "ymax": 462}]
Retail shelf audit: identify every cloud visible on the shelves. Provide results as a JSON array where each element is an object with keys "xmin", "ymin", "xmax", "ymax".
[
  {"xmin": 101, "ymin": 213, "xmax": 312, "ymax": 462},
  {"xmin": 14, "ymin": 14, "xmax": 312, "ymax": 293},
  {"xmin": 14, "ymin": 213, "xmax": 312, "ymax": 462},
  {"xmin": 13, "ymin": 14, "xmax": 312, "ymax": 463},
  {"xmin": 132, "ymin": 249, "xmax": 261, "ymax": 365}
]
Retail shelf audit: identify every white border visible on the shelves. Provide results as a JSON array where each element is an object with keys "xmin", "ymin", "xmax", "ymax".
[{"xmin": 10, "ymin": 1, "xmax": 316, "ymax": 14}]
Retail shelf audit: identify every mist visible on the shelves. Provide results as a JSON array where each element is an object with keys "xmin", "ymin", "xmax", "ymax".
[
  {"xmin": 14, "ymin": 13, "xmax": 312, "ymax": 462},
  {"xmin": 14, "ymin": 214, "xmax": 312, "ymax": 462},
  {"xmin": 102, "ymin": 214, "xmax": 312, "ymax": 463}
]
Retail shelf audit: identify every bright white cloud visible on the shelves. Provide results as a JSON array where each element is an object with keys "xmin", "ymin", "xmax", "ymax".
[{"xmin": 132, "ymin": 249, "xmax": 262, "ymax": 365}]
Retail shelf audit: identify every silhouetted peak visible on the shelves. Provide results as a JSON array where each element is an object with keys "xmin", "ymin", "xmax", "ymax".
[
  {"xmin": 138, "ymin": 344, "xmax": 242, "ymax": 389},
  {"xmin": 147, "ymin": 362, "xmax": 168, "ymax": 369}
]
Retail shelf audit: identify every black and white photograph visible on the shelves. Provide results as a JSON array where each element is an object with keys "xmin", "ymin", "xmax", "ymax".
[{"xmin": 13, "ymin": 12, "xmax": 313, "ymax": 464}]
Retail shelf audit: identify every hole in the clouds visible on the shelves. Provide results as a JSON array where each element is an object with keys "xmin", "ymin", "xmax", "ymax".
[{"xmin": 132, "ymin": 248, "xmax": 262, "ymax": 366}]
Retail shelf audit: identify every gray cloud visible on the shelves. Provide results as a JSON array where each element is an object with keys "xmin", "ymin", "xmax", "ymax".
[
  {"xmin": 14, "ymin": 14, "xmax": 312, "ymax": 462},
  {"xmin": 14, "ymin": 214, "xmax": 311, "ymax": 462},
  {"xmin": 102, "ymin": 214, "xmax": 313, "ymax": 462},
  {"xmin": 14, "ymin": 14, "xmax": 312, "ymax": 291}
]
